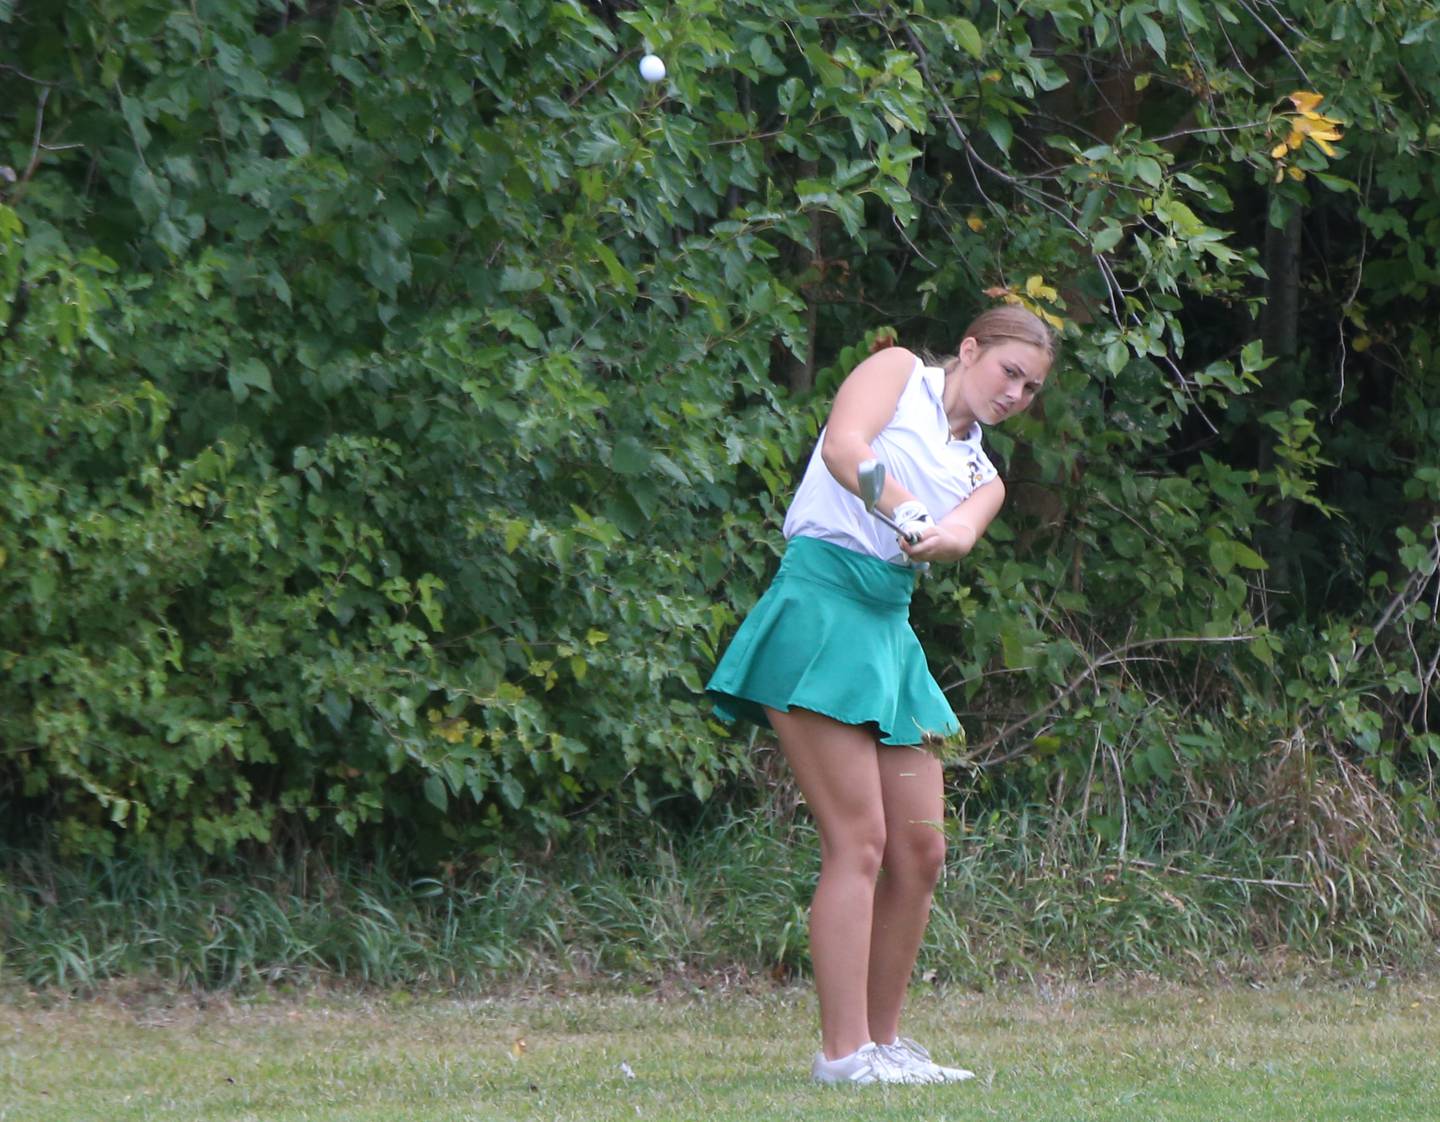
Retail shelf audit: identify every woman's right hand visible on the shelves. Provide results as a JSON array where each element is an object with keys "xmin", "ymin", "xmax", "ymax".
[{"xmin": 899, "ymin": 521, "xmax": 979, "ymax": 565}]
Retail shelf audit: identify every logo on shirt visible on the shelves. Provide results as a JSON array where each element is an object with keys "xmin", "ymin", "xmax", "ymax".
[{"xmin": 965, "ymin": 455, "xmax": 988, "ymax": 492}]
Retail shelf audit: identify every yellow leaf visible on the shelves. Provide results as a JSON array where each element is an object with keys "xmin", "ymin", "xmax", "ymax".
[
  {"xmin": 1013, "ymin": 296, "xmax": 1064, "ymax": 331},
  {"xmin": 1288, "ymin": 90, "xmax": 1324, "ymax": 112},
  {"xmin": 1287, "ymin": 166, "xmax": 1306, "ymax": 180},
  {"xmin": 966, "ymin": 213, "xmax": 985, "ymax": 232},
  {"xmin": 982, "ymin": 70, "xmax": 1002, "ymax": 82},
  {"xmin": 1270, "ymin": 142, "xmax": 1290, "ymax": 159},
  {"xmin": 1308, "ymin": 135, "xmax": 1338, "ymax": 157},
  {"xmin": 1273, "ymin": 165, "xmax": 1285, "ymax": 183},
  {"xmin": 1285, "ymin": 129, "xmax": 1304, "ymax": 148},
  {"xmin": 1353, "ymin": 334, "xmax": 1372, "ymax": 352},
  {"xmin": 1294, "ymin": 113, "xmax": 1343, "ymax": 136},
  {"xmin": 1023, "ymin": 274, "xmax": 1057, "ymax": 301}
]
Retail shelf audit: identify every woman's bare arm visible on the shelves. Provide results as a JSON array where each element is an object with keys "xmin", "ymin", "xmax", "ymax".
[{"xmin": 820, "ymin": 346, "xmax": 919, "ymax": 513}]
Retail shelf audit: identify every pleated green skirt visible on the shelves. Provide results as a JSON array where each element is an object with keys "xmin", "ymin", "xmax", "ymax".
[{"xmin": 706, "ymin": 535, "xmax": 960, "ymax": 747}]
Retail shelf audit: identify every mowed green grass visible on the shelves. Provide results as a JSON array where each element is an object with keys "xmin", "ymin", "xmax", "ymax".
[{"xmin": 2, "ymin": 982, "xmax": 1437, "ymax": 1121}]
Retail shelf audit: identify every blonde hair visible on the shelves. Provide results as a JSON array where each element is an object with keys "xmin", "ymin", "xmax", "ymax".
[{"xmin": 943, "ymin": 305, "xmax": 1057, "ymax": 374}]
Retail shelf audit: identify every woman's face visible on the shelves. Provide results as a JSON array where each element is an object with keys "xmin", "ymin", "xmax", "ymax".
[{"xmin": 957, "ymin": 338, "xmax": 1051, "ymax": 425}]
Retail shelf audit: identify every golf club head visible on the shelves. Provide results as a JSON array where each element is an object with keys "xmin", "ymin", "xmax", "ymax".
[{"xmin": 857, "ymin": 459, "xmax": 885, "ymax": 513}]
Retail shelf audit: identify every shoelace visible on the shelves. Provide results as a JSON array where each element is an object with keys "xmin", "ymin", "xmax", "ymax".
[
  {"xmin": 891, "ymin": 1037, "xmax": 974, "ymax": 1082},
  {"xmin": 869, "ymin": 1045, "xmax": 930, "ymax": 1083},
  {"xmin": 879, "ymin": 1038, "xmax": 946, "ymax": 1082}
]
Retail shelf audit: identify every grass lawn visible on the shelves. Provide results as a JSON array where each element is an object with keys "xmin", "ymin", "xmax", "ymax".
[{"xmin": 3, "ymin": 980, "xmax": 1437, "ymax": 1121}]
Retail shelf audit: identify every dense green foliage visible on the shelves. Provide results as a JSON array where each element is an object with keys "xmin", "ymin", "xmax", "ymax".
[{"xmin": 2, "ymin": 0, "xmax": 1438, "ymax": 891}]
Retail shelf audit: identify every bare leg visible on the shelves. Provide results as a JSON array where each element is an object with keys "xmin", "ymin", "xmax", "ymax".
[
  {"xmin": 765, "ymin": 706, "xmax": 886, "ymax": 1060},
  {"xmin": 867, "ymin": 746, "xmax": 947, "ymax": 1045}
]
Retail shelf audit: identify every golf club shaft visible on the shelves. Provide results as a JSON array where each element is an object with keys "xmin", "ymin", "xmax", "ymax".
[
  {"xmin": 867, "ymin": 506, "xmax": 921, "ymax": 544},
  {"xmin": 856, "ymin": 458, "xmax": 926, "ymax": 568}
]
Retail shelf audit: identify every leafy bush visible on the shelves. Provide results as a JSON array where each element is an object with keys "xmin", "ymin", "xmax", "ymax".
[{"xmin": 1, "ymin": 0, "xmax": 1437, "ymax": 871}]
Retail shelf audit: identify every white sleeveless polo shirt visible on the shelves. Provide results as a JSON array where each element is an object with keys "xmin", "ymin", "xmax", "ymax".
[{"xmin": 781, "ymin": 356, "xmax": 999, "ymax": 563}]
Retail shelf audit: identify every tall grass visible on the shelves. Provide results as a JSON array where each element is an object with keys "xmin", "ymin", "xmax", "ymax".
[{"xmin": 3, "ymin": 788, "xmax": 1438, "ymax": 994}]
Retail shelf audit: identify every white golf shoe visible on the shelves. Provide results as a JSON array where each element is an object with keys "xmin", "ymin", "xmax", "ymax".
[
  {"xmin": 878, "ymin": 1036, "xmax": 975, "ymax": 1083},
  {"xmin": 810, "ymin": 1041, "xmax": 930, "ymax": 1085}
]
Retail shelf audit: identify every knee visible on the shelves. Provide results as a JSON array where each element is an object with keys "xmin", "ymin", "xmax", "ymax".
[
  {"xmin": 821, "ymin": 819, "xmax": 887, "ymax": 880},
  {"xmin": 887, "ymin": 825, "xmax": 947, "ymax": 888}
]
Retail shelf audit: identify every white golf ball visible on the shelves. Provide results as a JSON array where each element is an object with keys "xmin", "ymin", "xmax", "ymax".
[{"xmin": 639, "ymin": 54, "xmax": 666, "ymax": 83}]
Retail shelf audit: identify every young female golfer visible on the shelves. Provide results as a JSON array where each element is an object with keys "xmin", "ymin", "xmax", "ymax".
[{"xmin": 707, "ymin": 306, "xmax": 1055, "ymax": 1085}]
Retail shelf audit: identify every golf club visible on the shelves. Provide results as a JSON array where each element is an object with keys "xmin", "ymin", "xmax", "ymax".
[{"xmin": 857, "ymin": 459, "xmax": 929, "ymax": 571}]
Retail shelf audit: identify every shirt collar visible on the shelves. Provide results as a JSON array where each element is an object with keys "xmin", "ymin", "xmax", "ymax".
[{"xmin": 921, "ymin": 363, "xmax": 983, "ymax": 444}]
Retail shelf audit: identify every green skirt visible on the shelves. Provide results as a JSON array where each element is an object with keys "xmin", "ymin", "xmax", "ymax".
[{"xmin": 706, "ymin": 535, "xmax": 960, "ymax": 747}]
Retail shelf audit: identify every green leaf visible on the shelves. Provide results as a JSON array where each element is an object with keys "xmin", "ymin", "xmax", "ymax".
[
  {"xmin": 593, "ymin": 242, "xmax": 635, "ymax": 293},
  {"xmin": 803, "ymin": 42, "xmax": 845, "ymax": 87},
  {"xmin": 748, "ymin": 34, "xmax": 780, "ymax": 73},
  {"xmin": 320, "ymin": 108, "xmax": 355, "ymax": 149},
  {"xmin": 1134, "ymin": 156, "xmax": 1164, "ymax": 188},
  {"xmin": 1231, "ymin": 542, "xmax": 1268, "ymax": 570},
  {"xmin": 268, "ymin": 88, "xmax": 305, "ymax": 117},
  {"xmin": 503, "ymin": 520, "xmax": 529, "ymax": 554},
  {"xmin": 500, "ymin": 267, "xmax": 545, "ymax": 293},
  {"xmin": 1400, "ymin": 19, "xmax": 1435, "ymax": 45},
  {"xmin": 575, "ymin": 134, "xmax": 624, "ymax": 166},
  {"xmin": 1137, "ymin": 13, "xmax": 1167, "ymax": 60},
  {"xmin": 777, "ymin": 77, "xmax": 807, "ymax": 114},
  {"xmin": 612, "ymin": 436, "xmax": 651, "ymax": 475},
  {"xmin": 984, "ymin": 114, "xmax": 1014, "ymax": 154},
  {"xmin": 272, "ymin": 119, "xmax": 310, "ymax": 156},
  {"xmin": 29, "ymin": 566, "xmax": 56, "ymax": 607},
  {"xmin": 1177, "ymin": 0, "xmax": 1208, "ymax": 28},
  {"xmin": 119, "ymin": 94, "xmax": 151, "ymax": 148},
  {"xmin": 949, "ymin": 17, "xmax": 984, "ymax": 59},
  {"xmin": 227, "ymin": 357, "xmax": 273, "ymax": 401},
  {"xmin": 1312, "ymin": 171, "xmax": 1358, "ymax": 193},
  {"xmin": 653, "ymin": 453, "xmax": 690, "ymax": 486},
  {"xmin": 1091, "ymin": 223, "xmax": 1124, "ymax": 254},
  {"xmin": 1092, "ymin": 10, "xmax": 1112, "ymax": 47},
  {"xmin": 1146, "ymin": 743, "xmax": 1175, "ymax": 778},
  {"xmin": 1208, "ymin": 539, "xmax": 1235, "ymax": 575},
  {"xmin": 1240, "ymin": 339, "xmax": 1267, "ymax": 372}
]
